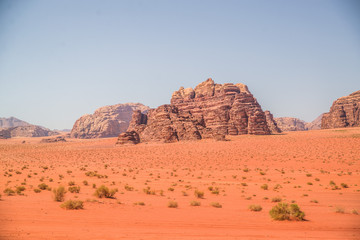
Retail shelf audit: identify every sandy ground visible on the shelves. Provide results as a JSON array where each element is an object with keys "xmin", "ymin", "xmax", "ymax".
[{"xmin": 0, "ymin": 128, "xmax": 359, "ymax": 239}]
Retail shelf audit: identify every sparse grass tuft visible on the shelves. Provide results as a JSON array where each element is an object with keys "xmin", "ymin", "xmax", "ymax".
[
  {"xmin": 61, "ymin": 200, "xmax": 84, "ymax": 210},
  {"xmin": 210, "ymin": 202, "xmax": 222, "ymax": 208},
  {"xmin": 249, "ymin": 204, "xmax": 262, "ymax": 211},
  {"xmin": 190, "ymin": 200, "xmax": 201, "ymax": 206},
  {"xmin": 260, "ymin": 184, "xmax": 268, "ymax": 190},
  {"xmin": 68, "ymin": 186, "xmax": 81, "ymax": 193},
  {"xmin": 194, "ymin": 190, "xmax": 204, "ymax": 199},
  {"xmin": 3, "ymin": 188, "xmax": 15, "ymax": 196},
  {"xmin": 335, "ymin": 206, "xmax": 345, "ymax": 213},
  {"xmin": 168, "ymin": 201, "xmax": 178, "ymax": 208},
  {"xmin": 271, "ymin": 197, "xmax": 282, "ymax": 202},
  {"xmin": 53, "ymin": 186, "xmax": 66, "ymax": 202}
]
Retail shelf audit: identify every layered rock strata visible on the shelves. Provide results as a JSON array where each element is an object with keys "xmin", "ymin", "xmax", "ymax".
[
  {"xmin": 117, "ymin": 78, "xmax": 270, "ymax": 144},
  {"xmin": 71, "ymin": 103, "xmax": 149, "ymax": 138},
  {"xmin": 264, "ymin": 110, "xmax": 281, "ymax": 133},
  {"xmin": 321, "ymin": 90, "xmax": 360, "ymax": 129}
]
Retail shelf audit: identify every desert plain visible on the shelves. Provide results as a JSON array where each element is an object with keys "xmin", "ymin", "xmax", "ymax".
[{"xmin": 0, "ymin": 128, "xmax": 359, "ymax": 240}]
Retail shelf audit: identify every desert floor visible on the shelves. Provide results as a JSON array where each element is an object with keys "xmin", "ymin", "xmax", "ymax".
[{"xmin": 1, "ymin": 128, "xmax": 360, "ymax": 239}]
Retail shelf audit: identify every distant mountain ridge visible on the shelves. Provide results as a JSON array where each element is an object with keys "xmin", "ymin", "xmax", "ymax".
[
  {"xmin": 274, "ymin": 114, "xmax": 323, "ymax": 132},
  {"xmin": 0, "ymin": 117, "xmax": 59, "ymax": 139}
]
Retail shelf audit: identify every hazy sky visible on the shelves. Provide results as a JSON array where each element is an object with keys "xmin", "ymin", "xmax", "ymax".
[{"xmin": 1, "ymin": 0, "xmax": 359, "ymax": 130}]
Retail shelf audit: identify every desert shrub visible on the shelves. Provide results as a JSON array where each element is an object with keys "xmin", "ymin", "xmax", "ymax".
[
  {"xmin": 94, "ymin": 185, "xmax": 117, "ymax": 198},
  {"xmin": 306, "ymin": 174, "xmax": 312, "ymax": 177},
  {"xmin": 34, "ymin": 189, "xmax": 41, "ymax": 193},
  {"xmin": 260, "ymin": 184, "xmax": 268, "ymax": 190},
  {"xmin": 168, "ymin": 201, "xmax": 178, "ymax": 208},
  {"xmin": 68, "ymin": 186, "xmax": 80, "ymax": 193},
  {"xmin": 307, "ymin": 182, "xmax": 313, "ymax": 185},
  {"xmin": 53, "ymin": 186, "xmax": 66, "ymax": 202},
  {"xmin": 124, "ymin": 184, "xmax": 134, "ymax": 191},
  {"xmin": 271, "ymin": 197, "xmax": 282, "ymax": 202},
  {"xmin": 3, "ymin": 188, "xmax": 15, "ymax": 196},
  {"xmin": 143, "ymin": 187, "xmax": 156, "ymax": 195},
  {"xmin": 335, "ymin": 206, "xmax": 345, "ymax": 213},
  {"xmin": 190, "ymin": 200, "xmax": 201, "ymax": 206},
  {"xmin": 168, "ymin": 187, "xmax": 174, "ymax": 191},
  {"xmin": 16, "ymin": 186, "xmax": 26, "ymax": 195},
  {"xmin": 38, "ymin": 183, "xmax": 49, "ymax": 190},
  {"xmin": 134, "ymin": 202, "xmax": 145, "ymax": 206},
  {"xmin": 194, "ymin": 190, "xmax": 204, "ymax": 199},
  {"xmin": 68, "ymin": 181, "xmax": 75, "ymax": 186},
  {"xmin": 210, "ymin": 202, "xmax": 222, "ymax": 208},
  {"xmin": 269, "ymin": 203, "xmax": 305, "ymax": 221},
  {"xmin": 351, "ymin": 209, "xmax": 358, "ymax": 215},
  {"xmin": 249, "ymin": 205, "xmax": 262, "ymax": 211},
  {"xmin": 340, "ymin": 183, "xmax": 348, "ymax": 188},
  {"xmin": 83, "ymin": 180, "xmax": 88, "ymax": 186},
  {"xmin": 61, "ymin": 200, "xmax": 84, "ymax": 210}
]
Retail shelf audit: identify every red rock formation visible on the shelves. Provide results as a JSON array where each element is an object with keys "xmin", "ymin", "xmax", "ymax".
[
  {"xmin": 71, "ymin": 103, "xmax": 149, "ymax": 139},
  {"xmin": 264, "ymin": 110, "xmax": 281, "ymax": 133},
  {"xmin": 116, "ymin": 131, "xmax": 140, "ymax": 145},
  {"xmin": 118, "ymin": 78, "xmax": 270, "ymax": 144},
  {"xmin": 305, "ymin": 114, "xmax": 323, "ymax": 130},
  {"xmin": 322, "ymin": 90, "xmax": 360, "ymax": 129},
  {"xmin": 0, "ymin": 125, "xmax": 59, "ymax": 138}
]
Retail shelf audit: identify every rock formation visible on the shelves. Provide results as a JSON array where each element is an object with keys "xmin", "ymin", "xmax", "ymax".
[
  {"xmin": 117, "ymin": 78, "xmax": 271, "ymax": 144},
  {"xmin": 274, "ymin": 117, "xmax": 307, "ymax": 132},
  {"xmin": 0, "ymin": 125, "xmax": 59, "ymax": 138},
  {"xmin": 0, "ymin": 117, "xmax": 30, "ymax": 129},
  {"xmin": 322, "ymin": 90, "xmax": 360, "ymax": 129},
  {"xmin": 264, "ymin": 110, "xmax": 281, "ymax": 133},
  {"xmin": 305, "ymin": 114, "xmax": 323, "ymax": 130},
  {"xmin": 70, "ymin": 103, "xmax": 149, "ymax": 139}
]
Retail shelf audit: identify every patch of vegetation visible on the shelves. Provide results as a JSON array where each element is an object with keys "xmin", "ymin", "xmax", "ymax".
[
  {"xmin": 271, "ymin": 197, "xmax": 282, "ymax": 202},
  {"xmin": 16, "ymin": 186, "xmax": 26, "ymax": 195},
  {"xmin": 134, "ymin": 202, "xmax": 145, "ymax": 206},
  {"xmin": 340, "ymin": 183, "xmax": 348, "ymax": 188},
  {"xmin": 94, "ymin": 185, "xmax": 117, "ymax": 198},
  {"xmin": 260, "ymin": 184, "xmax": 268, "ymax": 190},
  {"xmin": 194, "ymin": 190, "xmax": 204, "ymax": 199},
  {"xmin": 210, "ymin": 202, "xmax": 222, "ymax": 208},
  {"xmin": 269, "ymin": 203, "xmax": 305, "ymax": 221},
  {"xmin": 168, "ymin": 201, "xmax": 178, "ymax": 208},
  {"xmin": 38, "ymin": 183, "xmax": 49, "ymax": 190},
  {"xmin": 34, "ymin": 188, "xmax": 41, "ymax": 193},
  {"xmin": 190, "ymin": 200, "xmax": 201, "ymax": 206},
  {"xmin": 335, "ymin": 206, "xmax": 345, "ymax": 213},
  {"xmin": 53, "ymin": 186, "xmax": 66, "ymax": 202},
  {"xmin": 249, "ymin": 204, "xmax": 262, "ymax": 211},
  {"xmin": 68, "ymin": 186, "xmax": 81, "ymax": 193},
  {"xmin": 61, "ymin": 200, "xmax": 84, "ymax": 210},
  {"xmin": 3, "ymin": 188, "xmax": 15, "ymax": 196}
]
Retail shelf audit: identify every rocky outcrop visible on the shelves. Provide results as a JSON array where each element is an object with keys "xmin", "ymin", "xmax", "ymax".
[
  {"xmin": 0, "ymin": 117, "xmax": 30, "ymax": 129},
  {"xmin": 305, "ymin": 114, "xmax": 323, "ymax": 130},
  {"xmin": 70, "ymin": 103, "xmax": 149, "ymax": 139},
  {"xmin": 264, "ymin": 110, "xmax": 281, "ymax": 133},
  {"xmin": 0, "ymin": 125, "xmax": 59, "ymax": 138},
  {"xmin": 274, "ymin": 117, "xmax": 307, "ymax": 132},
  {"xmin": 116, "ymin": 131, "xmax": 140, "ymax": 145},
  {"xmin": 322, "ymin": 90, "xmax": 360, "ymax": 129},
  {"xmin": 118, "ymin": 78, "xmax": 270, "ymax": 144}
]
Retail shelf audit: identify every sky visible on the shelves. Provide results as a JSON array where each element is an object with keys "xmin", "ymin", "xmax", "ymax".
[{"xmin": 0, "ymin": 0, "xmax": 359, "ymax": 130}]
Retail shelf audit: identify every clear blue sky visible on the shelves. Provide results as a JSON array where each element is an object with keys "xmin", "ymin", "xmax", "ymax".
[{"xmin": 1, "ymin": 0, "xmax": 359, "ymax": 130}]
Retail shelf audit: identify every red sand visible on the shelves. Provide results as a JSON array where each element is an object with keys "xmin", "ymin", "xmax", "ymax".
[{"xmin": 1, "ymin": 128, "xmax": 360, "ymax": 239}]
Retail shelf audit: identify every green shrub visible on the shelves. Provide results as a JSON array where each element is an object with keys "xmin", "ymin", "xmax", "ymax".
[
  {"xmin": 94, "ymin": 185, "xmax": 117, "ymax": 198},
  {"xmin": 53, "ymin": 186, "xmax": 66, "ymax": 202},
  {"xmin": 269, "ymin": 202, "xmax": 305, "ymax": 221},
  {"xmin": 190, "ymin": 200, "xmax": 201, "ymax": 206},
  {"xmin": 249, "ymin": 204, "xmax": 262, "ymax": 211},
  {"xmin": 68, "ymin": 186, "xmax": 80, "ymax": 193},
  {"xmin": 168, "ymin": 201, "xmax": 178, "ymax": 208},
  {"xmin": 61, "ymin": 200, "xmax": 84, "ymax": 210}
]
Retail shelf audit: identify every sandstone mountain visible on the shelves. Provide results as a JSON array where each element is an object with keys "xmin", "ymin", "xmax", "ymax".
[
  {"xmin": 322, "ymin": 90, "xmax": 360, "ymax": 129},
  {"xmin": 117, "ymin": 78, "xmax": 271, "ymax": 144},
  {"xmin": 264, "ymin": 111, "xmax": 281, "ymax": 133},
  {"xmin": 0, "ymin": 117, "xmax": 30, "ymax": 129},
  {"xmin": 274, "ymin": 117, "xmax": 307, "ymax": 131},
  {"xmin": 70, "ymin": 103, "xmax": 150, "ymax": 139},
  {"xmin": 305, "ymin": 113, "xmax": 323, "ymax": 130},
  {"xmin": 0, "ymin": 125, "xmax": 59, "ymax": 139}
]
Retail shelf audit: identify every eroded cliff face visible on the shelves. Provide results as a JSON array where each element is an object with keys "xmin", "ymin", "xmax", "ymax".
[
  {"xmin": 117, "ymin": 78, "xmax": 270, "ymax": 144},
  {"xmin": 322, "ymin": 90, "xmax": 360, "ymax": 129},
  {"xmin": 264, "ymin": 111, "xmax": 281, "ymax": 133},
  {"xmin": 70, "ymin": 103, "xmax": 149, "ymax": 139},
  {"xmin": 274, "ymin": 117, "xmax": 308, "ymax": 132}
]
